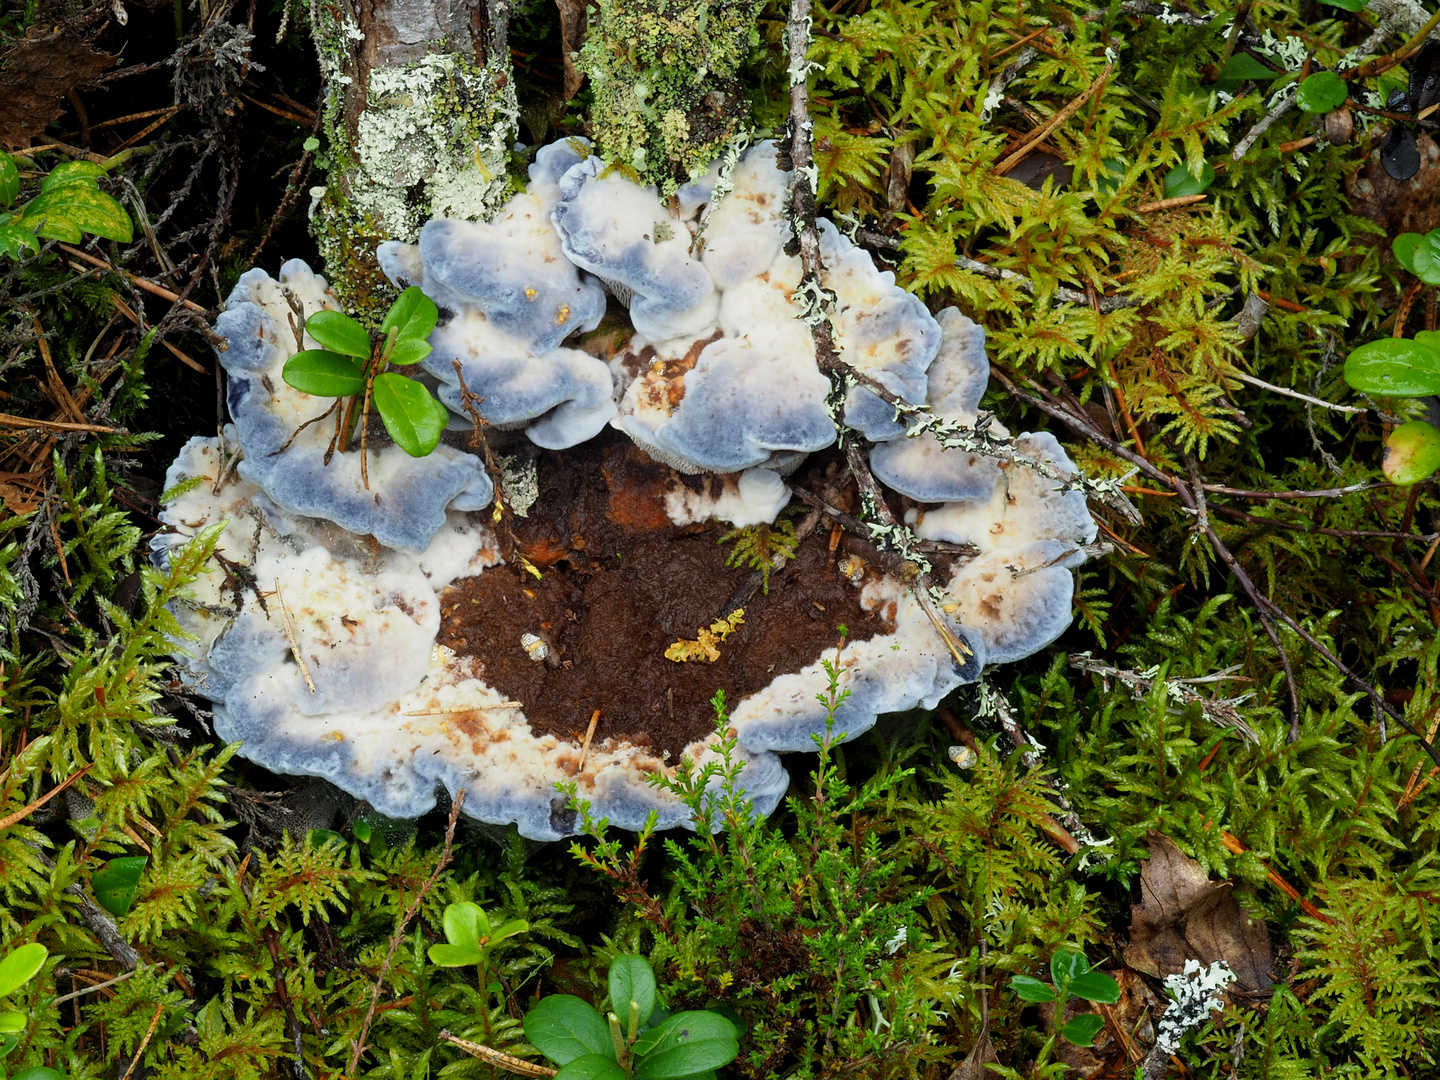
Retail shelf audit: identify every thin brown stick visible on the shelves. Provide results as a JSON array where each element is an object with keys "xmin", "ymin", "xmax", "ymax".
[
  {"xmin": 0, "ymin": 413, "xmax": 119, "ymax": 434},
  {"xmin": 120, "ymin": 1001, "xmax": 165, "ymax": 1080},
  {"xmin": 1200, "ymin": 481, "xmax": 1388, "ymax": 500},
  {"xmin": 1220, "ymin": 831, "xmax": 1332, "ymax": 924},
  {"xmin": 348, "ymin": 790, "xmax": 466, "ymax": 1074},
  {"xmin": 578, "ymin": 708, "xmax": 602, "ymax": 770},
  {"xmin": 56, "ymin": 244, "xmax": 209, "ymax": 314},
  {"xmin": 1134, "ymin": 194, "xmax": 1208, "ymax": 213},
  {"xmin": 359, "ymin": 374, "xmax": 374, "ymax": 489},
  {"xmin": 51, "ymin": 965, "xmax": 144, "ymax": 1004},
  {"xmin": 0, "ymin": 762, "xmax": 94, "ymax": 831},
  {"xmin": 31, "ymin": 314, "xmax": 86, "ymax": 423},
  {"xmin": 269, "ymin": 401, "xmax": 338, "ymax": 458},
  {"xmin": 438, "ymin": 1030, "xmax": 557, "ymax": 1077},
  {"xmin": 274, "ymin": 581, "xmax": 317, "ymax": 694},
  {"xmin": 993, "ymin": 63, "xmax": 1112, "ymax": 175}
]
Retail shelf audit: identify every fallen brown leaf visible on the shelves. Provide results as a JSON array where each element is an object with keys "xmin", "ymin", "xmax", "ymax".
[
  {"xmin": 947, "ymin": 1028, "xmax": 1000, "ymax": 1080},
  {"xmin": 0, "ymin": 31, "xmax": 116, "ymax": 148},
  {"xmin": 1124, "ymin": 832, "xmax": 1273, "ymax": 994}
]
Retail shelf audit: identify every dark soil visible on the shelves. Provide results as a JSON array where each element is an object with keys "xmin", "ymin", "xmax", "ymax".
[{"xmin": 437, "ymin": 432, "xmax": 893, "ymax": 759}]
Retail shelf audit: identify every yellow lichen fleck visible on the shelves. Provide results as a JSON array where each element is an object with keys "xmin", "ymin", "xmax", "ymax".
[{"xmin": 665, "ymin": 609, "xmax": 744, "ymax": 663}]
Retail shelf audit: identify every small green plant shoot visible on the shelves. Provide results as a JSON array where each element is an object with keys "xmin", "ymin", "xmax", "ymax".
[
  {"xmin": 0, "ymin": 943, "xmax": 62, "ymax": 1080},
  {"xmin": 1010, "ymin": 949, "xmax": 1121, "ymax": 1049},
  {"xmin": 0, "ymin": 155, "xmax": 133, "ymax": 259},
  {"xmin": 427, "ymin": 901, "xmax": 529, "ymax": 996},
  {"xmin": 281, "ymin": 286, "xmax": 451, "ymax": 459},
  {"xmin": 1342, "ymin": 235, "xmax": 1440, "ymax": 483},
  {"xmin": 522, "ymin": 953, "xmax": 738, "ymax": 1080}
]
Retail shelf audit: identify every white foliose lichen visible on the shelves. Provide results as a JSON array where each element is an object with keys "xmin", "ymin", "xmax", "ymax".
[{"xmin": 1154, "ymin": 959, "xmax": 1236, "ymax": 1056}]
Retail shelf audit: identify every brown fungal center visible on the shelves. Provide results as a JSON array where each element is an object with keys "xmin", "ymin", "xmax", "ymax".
[{"xmin": 436, "ymin": 432, "xmax": 894, "ymax": 760}]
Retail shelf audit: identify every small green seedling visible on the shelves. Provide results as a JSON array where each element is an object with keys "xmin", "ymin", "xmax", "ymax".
[
  {"xmin": 0, "ymin": 942, "xmax": 63, "ymax": 1080},
  {"xmin": 522, "ymin": 954, "xmax": 738, "ymax": 1080},
  {"xmin": 1010, "ymin": 949, "xmax": 1121, "ymax": 1048},
  {"xmin": 281, "ymin": 286, "xmax": 451, "ymax": 459},
  {"xmin": 1342, "ymin": 247, "xmax": 1440, "ymax": 484},
  {"xmin": 427, "ymin": 901, "xmax": 529, "ymax": 1001},
  {"xmin": 0, "ymin": 154, "xmax": 134, "ymax": 259}
]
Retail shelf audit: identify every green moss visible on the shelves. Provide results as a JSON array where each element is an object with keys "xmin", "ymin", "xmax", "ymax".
[{"xmin": 580, "ymin": 0, "xmax": 764, "ymax": 189}]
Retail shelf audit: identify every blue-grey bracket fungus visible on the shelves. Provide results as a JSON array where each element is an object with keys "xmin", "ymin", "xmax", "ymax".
[
  {"xmin": 157, "ymin": 138, "xmax": 1100, "ymax": 841},
  {"xmin": 216, "ymin": 260, "xmax": 494, "ymax": 552}
]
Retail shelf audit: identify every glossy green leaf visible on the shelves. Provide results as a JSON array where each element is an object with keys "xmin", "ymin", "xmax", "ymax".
[
  {"xmin": 0, "ymin": 1032, "xmax": 17, "ymax": 1059},
  {"xmin": 1050, "ymin": 950, "xmax": 1090, "ymax": 988},
  {"xmin": 381, "ymin": 286, "xmax": 440, "ymax": 342},
  {"xmin": 489, "ymin": 918, "xmax": 528, "ymax": 943},
  {"xmin": 1383, "ymin": 420, "xmax": 1440, "ymax": 484},
  {"xmin": 0, "ymin": 1011, "xmax": 24, "ymax": 1033},
  {"xmin": 386, "ymin": 337, "xmax": 433, "ymax": 368},
  {"xmin": 1324, "ymin": 0, "xmax": 1367, "ymax": 8},
  {"xmin": 1215, "ymin": 54, "xmax": 1277, "ymax": 84},
  {"xmin": 0, "ymin": 943, "xmax": 47, "ymax": 998},
  {"xmin": 0, "ymin": 223, "xmax": 39, "ymax": 259},
  {"xmin": 305, "ymin": 309, "xmax": 373, "ymax": 359},
  {"xmin": 1009, "ymin": 975, "xmax": 1057, "ymax": 1003},
  {"xmin": 609, "ymin": 954, "xmax": 657, "ymax": 1027},
  {"xmin": 443, "ymin": 901, "xmax": 491, "ymax": 950},
  {"xmin": 1061, "ymin": 1013, "xmax": 1106, "ymax": 1047},
  {"xmin": 1295, "ymin": 71, "xmax": 1348, "ymax": 113},
  {"xmin": 1407, "ymin": 231, "xmax": 1440, "ymax": 285},
  {"xmin": 11, "ymin": 1068, "xmax": 65, "ymax": 1080},
  {"xmin": 352, "ymin": 819, "xmax": 372, "ymax": 843},
  {"xmin": 632, "ymin": 1011, "xmax": 736, "ymax": 1059},
  {"xmin": 1067, "ymin": 970, "xmax": 1122, "ymax": 1004},
  {"xmin": 0, "ymin": 153, "xmax": 18, "ymax": 207},
  {"xmin": 426, "ymin": 943, "xmax": 481, "ymax": 967},
  {"xmin": 1394, "ymin": 232, "xmax": 1424, "ymax": 273},
  {"xmin": 92, "ymin": 856, "xmax": 147, "ymax": 918},
  {"xmin": 1344, "ymin": 338, "xmax": 1440, "ymax": 396},
  {"xmin": 43, "ymin": 160, "xmax": 106, "ymax": 190},
  {"xmin": 554, "ymin": 1056, "xmax": 627, "ymax": 1080},
  {"xmin": 1162, "ymin": 162, "xmax": 1214, "ymax": 199},
  {"xmin": 524, "ymin": 995, "xmax": 615, "ymax": 1064},
  {"xmin": 282, "ymin": 350, "xmax": 365, "ymax": 398},
  {"xmin": 373, "ymin": 372, "xmax": 449, "ymax": 457},
  {"xmin": 19, "ymin": 184, "xmax": 133, "ymax": 243},
  {"xmin": 307, "ymin": 828, "xmax": 344, "ymax": 849},
  {"xmin": 635, "ymin": 1039, "xmax": 740, "ymax": 1079}
]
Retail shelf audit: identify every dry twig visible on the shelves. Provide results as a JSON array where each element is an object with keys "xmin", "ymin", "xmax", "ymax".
[{"xmin": 348, "ymin": 790, "xmax": 466, "ymax": 1074}]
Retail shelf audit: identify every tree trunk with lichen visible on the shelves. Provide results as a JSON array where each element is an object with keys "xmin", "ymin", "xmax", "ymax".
[
  {"xmin": 307, "ymin": 0, "xmax": 519, "ymax": 315},
  {"xmin": 306, "ymin": 0, "xmax": 765, "ymax": 312}
]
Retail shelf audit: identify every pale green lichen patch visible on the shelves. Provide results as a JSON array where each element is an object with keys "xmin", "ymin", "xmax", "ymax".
[
  {"xmin": 350, "ymin": 53, "xmax": 518, "ymax": 237},
  {"xmin": 580, "ymin": 0, "xmax": 764, "ymax": 189}
]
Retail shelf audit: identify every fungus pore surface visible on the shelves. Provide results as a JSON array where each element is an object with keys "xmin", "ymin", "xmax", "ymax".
[{"xmin": 156, "ymin": 139, "xmax": 1100, "ymax": 840}]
